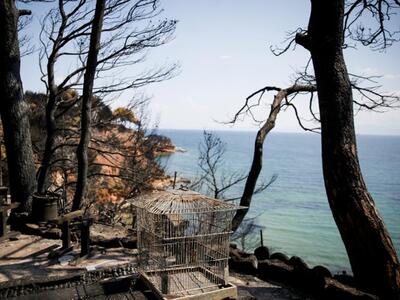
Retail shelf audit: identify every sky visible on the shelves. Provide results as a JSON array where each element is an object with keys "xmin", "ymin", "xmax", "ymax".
[{"xmin": 20, "ymin": 1, "xmax": 400, "ymax": 135}]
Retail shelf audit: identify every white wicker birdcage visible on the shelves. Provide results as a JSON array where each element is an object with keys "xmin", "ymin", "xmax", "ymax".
[{"xmin": 134, "ymin": 189, "xmax": 242, "ymax": 299}]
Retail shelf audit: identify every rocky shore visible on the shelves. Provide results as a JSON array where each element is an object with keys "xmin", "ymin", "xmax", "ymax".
[{"xmin": 229, "ymin": 244, "xmax": 379, "ymax": 300}]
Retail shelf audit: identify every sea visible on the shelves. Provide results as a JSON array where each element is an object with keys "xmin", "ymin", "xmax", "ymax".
[{"xmin": 157, "ymin": 129, "xmax": 400, "ymax": 274}]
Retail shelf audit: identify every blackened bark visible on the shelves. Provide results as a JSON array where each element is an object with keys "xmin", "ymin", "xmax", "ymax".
[
  {"xmin": 231, "ymin": 127, "xmax": 266, "ymax": 232},
  {"xmin": 0, "ymin": 0, "xmax": 36, "ymax": 212},
  {"xmin": 302, "ymin": 0, "xmax": 400, "ymax": 298},
  {"xmin": 72, "ymin": 0, "xmax": 105, "ymax": 211},
  {"xmin": 37, "ymin": 3, "xmax": 69, "ymax": 194},
  {"xmin": 232, "ymin": 85, "xmax": 316, "ymax": 231},
  {"xmin": 36, "ymin": 62, "xmax": 58, "ymax": 194}
]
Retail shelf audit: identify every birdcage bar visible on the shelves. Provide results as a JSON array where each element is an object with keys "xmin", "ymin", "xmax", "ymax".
[
  {"xmin": 135, "ymin": 189, "xmax": 242, "ymax": 299},
  {"xmin": 144, "ymin": 266, "xmax": 226, "ymax": 295}
]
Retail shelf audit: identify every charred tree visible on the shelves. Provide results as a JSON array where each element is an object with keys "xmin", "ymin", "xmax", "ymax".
[
  {"xmin": 295, "ymin": 1, "xmax": 400, "ymax": 298},
  {"xmin": 36, "ymin": 0, "xmax": 79, "ymax": 194},
  {"xmin": 190, "ymin": 130, "xmax": 275, "ymax": 204},
  {"xmin": 0, "ymin": 1, "xmax": 36, "ymax": 212},
  {"xmin": 72, "ymin": 0, "xmax": 105, "ymax": 211},
  {"xmin": 231, "ymin": 85, "xmax": 316, "ymax": 231},
  {"xmin": 37, "ymin": 0, "xmax": 176, "ymax": 198}
]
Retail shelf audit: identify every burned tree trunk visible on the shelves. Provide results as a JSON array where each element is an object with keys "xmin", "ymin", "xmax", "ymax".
[
  {"xmin": 37, "ymin": 2, "xmax": 69, "ymax": 194},
  {"xmin": 0, "ymin": 1, "xmax": 36, "ymax": 212},
  {"xmin": 296, "ymin": 0, "xmax": 400, "ymax": 298},
  {"xmin": 72, "ymin": 0, "xmax": 105, "ymax": 211},
  {"xmin": 232, "ymin": 85, "xmax": 316, "ymax": 231},
  {"xmin": 37, "ymin": 60, "xmax": 58, "ymax": 194},
  {"xmin": 231, "ymin": 126, "xmax": 267, "ymax": 232}
]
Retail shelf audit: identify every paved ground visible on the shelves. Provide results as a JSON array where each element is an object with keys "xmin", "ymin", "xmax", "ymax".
[
  {"xmin": 0, "ymin": 234, "xmax": 136, "ymax": 283},
  {"xmin": 0, "ymin": 234, "xmax": 313, "ymax": 299},
  {"xmin": 231, "ymin": 272, "xmax": 314, "ymax": 300}
]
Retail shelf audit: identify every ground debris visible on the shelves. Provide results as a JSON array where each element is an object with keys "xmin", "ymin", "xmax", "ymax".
[
  {"xmin": 0, "ymin": 234, "xmax": 136, "ymax": 283},
  {"xmin": 231, "ymin": 272, "xmax": 314, "ymax": 300}
]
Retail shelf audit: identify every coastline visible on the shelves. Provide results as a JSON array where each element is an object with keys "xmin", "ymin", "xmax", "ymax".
[{"xmin": 158, "ymin": 129, "xmax": 400, "ymax": 274}]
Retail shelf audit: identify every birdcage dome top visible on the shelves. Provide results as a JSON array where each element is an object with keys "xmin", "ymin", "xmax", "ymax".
[{"xmin": 133, "ymin": 188, "xmax": 243, "ymax": 215}]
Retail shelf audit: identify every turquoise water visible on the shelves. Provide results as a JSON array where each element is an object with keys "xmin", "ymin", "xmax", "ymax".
[{"xmin": 158, "ymin": 129, "xmax": 400, "ymax": 274}]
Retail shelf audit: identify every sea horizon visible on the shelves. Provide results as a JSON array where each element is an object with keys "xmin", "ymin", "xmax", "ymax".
[
  {"xmin": 156, "ymin": 127, "xmax": 400, "ymax": 138},
  {"xmin": 158, "ymin": 129, "xmax": 400, "ymax": 274}
]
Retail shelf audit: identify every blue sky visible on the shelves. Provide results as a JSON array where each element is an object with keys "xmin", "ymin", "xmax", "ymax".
[{"xmin": 20, "ymin": 1, "xmax": 400, "ymax": 135}]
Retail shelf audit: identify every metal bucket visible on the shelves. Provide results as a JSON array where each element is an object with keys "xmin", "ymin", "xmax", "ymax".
[{"xmin": 32, "ymin": 193, "xmax": 59, "ymax": 222}]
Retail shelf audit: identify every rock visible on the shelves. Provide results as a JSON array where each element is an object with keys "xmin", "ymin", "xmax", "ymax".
[
  {"xmin": 258, "ymin": 259, "xmax": 295, "ymax": 285},
  {"xmin": 313, "ymin": 265, "xmax": 332, "ymax": 278},
  {"xmin": 229, "ymin": 255, "xmax": 258, "ymax": 275},
  {"xmin": 254, "ymin": 246, "xmax": 269, "ymax": 260},
  {"xmin": 297, "ymin": 265, "xmax": 329, "ymax": 293},
  {"xmin": 287, "ymin": 257, "xmax": 311, "ymax": 291},
  {"xmin": 230, "ymin": 243, "xmax": 238, "ymax": 249},
  {"xmin": 334, "ymin": 272, "xmax": 355, "ymax": 287},
  {"xmin": 229, "ymin": 247, "xmax": 243, "ymax": 260},
  {"xmin": 240, "ymin": 252, "xmax": 252, "ymax": 259},
  {"xmin": 288, "ymin": 256, "xmax": 309, "ymax": 270},
  {"xmin": 270, "ymin": 252, "xmax": 290, "ymax": 262}
]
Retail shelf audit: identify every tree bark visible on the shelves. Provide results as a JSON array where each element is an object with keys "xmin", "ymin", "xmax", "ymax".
[
  {"xmin": 232, "ymin": 85, "xmax": 316, "ymax": 232},
  {"xmin": 72, "ymin": 0, "xmax": 105, "ymax": 211},
  {"xmin": 36, "ymin": 60, "xmax": 58, "ymax": 194},
  {"xmin": 37, "ymin": 1, "xmax": 69, "ymax": 194},
  {"xmin": 299, "ymin": 0, "xmax": 400, "ymax": 298},
  {"xmin": 0, "ymin": 0, "xmax": 36, "ymax": 212}
]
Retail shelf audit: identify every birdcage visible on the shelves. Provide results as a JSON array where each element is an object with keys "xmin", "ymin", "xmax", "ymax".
[{"xmin": 134, "ymin": 189, "xmax": 242, "ymax": 299}]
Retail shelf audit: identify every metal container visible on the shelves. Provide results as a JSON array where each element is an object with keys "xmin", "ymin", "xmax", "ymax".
[{"xmin": 32, "ymin": 193, "xmax": 59, "ymax": 222}]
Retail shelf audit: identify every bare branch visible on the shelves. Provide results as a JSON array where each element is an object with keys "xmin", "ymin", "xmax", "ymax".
[
  {"xmin": 350, "ymin": 73, "xmax": 400, "ymax": 110},
  {"xmin": 270, "ymin": 28, "xmax": 307, "ymax": 56},
  {"xmin": 228, "ymin": 86, "xmax": 281, "ymax": 124},
  {"xmin": 37, "ymin": 0, "xmax": 177, "ymax": 195},
  {"xmin": 231, "ymin": 83, "xmax": 316, "ymax": 231},
  {"xmin": 18, "ymin": 9, "xmax": 31, "ymax": 16},
  {"xmin": 344, "ymin": 0, "xmax": 400, "ymax": 50}
]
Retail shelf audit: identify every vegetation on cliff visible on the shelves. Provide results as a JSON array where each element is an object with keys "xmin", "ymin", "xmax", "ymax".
[{"xmin": 1, "ymin": 90, "xmax": 174, "ymax": 219}]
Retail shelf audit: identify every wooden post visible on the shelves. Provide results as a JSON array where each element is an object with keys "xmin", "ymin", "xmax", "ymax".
[
  {"xmin": 80, "ymin": 219, "xmax": 91, "ymax": 257},
  {"xmin": 0, "ymin": 188, "xmax": 10, "ymax": 237},
  {"xmin": 260, "ymin": 229, "xmax": 264, "ymax": 247},
  {"xmin": 161, "ymin": 257, "xmax": 168, "ymax": 294},
  {"xmin": 0, "ymin": 210, "xmax": 6, "ymax": 237},
  {"xmin": 0, "ymin": 140, "xmax": 3, "ymax": 187},
  {"xmin": 173, "ymin": 171, "xmax": 177, "ymax": 189},
  {"xmin": 161, "ymin": 272, "xmax": 168, "ymax": 294},
  {"xmin": 61, "ymin": 220, "xmax": 71, "ymax": 249},
  {"xmin": 131, "ymin": 204, "xmax": 136, "ymax": 230}
]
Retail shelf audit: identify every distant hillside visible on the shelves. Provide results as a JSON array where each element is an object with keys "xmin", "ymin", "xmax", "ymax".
[{"xmin": 1, "ymin": 91, "xmax": 174, "ymax": 214}]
